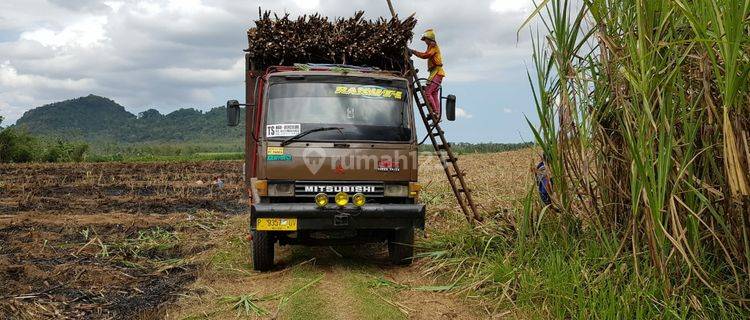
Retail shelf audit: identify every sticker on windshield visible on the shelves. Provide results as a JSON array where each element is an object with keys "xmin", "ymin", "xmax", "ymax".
[
  {"xmin": 267, "ymin": 154, "xmax": 292, "ymax": 161},
  {"xmin": 335, "ymin": 86, "xmax": 404, "ymax": 100},
  {"xmin": 267, "ymin": 147, "xmax": 284, "ymax": 155},
  {"xmin": 267, "ymin": 124, "xmax": 301, "ymax": 137}
]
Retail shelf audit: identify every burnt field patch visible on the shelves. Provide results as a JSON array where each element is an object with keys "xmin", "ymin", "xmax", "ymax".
[
  {"xmin": 0, "ymin": 161, "xmax": 247, "ymax": 319},
  {"xmin": 0, "ymin": 161, "xmax": 247, "ymax": 215}
]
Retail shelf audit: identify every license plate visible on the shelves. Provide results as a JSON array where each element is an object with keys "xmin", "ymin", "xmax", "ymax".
[{"xmin": 256, "ymin": 218, "xmax": 297, "ymax": 231}]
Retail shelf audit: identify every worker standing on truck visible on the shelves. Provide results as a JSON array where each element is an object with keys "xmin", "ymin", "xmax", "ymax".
[{"xmin": 410, "ymin": 29, "xmax": 445, "ymax": 121}]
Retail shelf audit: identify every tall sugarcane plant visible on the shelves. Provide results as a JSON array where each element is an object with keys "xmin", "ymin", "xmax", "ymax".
[{"xmin": 524, "ymin": 0, "xmax": 750, "ymax": 306}]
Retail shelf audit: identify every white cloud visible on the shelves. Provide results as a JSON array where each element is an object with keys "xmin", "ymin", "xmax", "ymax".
[
  {"xmin": 0, "ymin": 0, "xmax": 537, "ymax": 126},
  {"xmin": 455, "ymin": 107, "xmax": 473, "ymax": 119},
  {"xmin": 156, "ymin": 59, "xmax": 244, "ymax": 86},
  {"xmin": 0, "ymin": 60, "xmax": 95, "ymax": 90},
  {"xmin": 490, "ymin": 0, "xmax": 534, "ymax": 14},
  {"xmin": 503, "ymin": 108, "xmax": 513, "ymax": 114},
  {"xmin": 294, "ymin": 0, "xmax": 320, "ymax": 10},
  {"xmin": 104, "ymin": 1, "xmax": 124, "ymax": 13},
  {"xmin": 20, "ymin": 16, "xmax": 109, "ymax": 49}
]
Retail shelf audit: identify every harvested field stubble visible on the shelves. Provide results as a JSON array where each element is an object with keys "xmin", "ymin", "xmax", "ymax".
[
  {"xmin": 418, "ymin": 149, "xmax": 537, "ymax": 229},
  {"xmin": 0, "ymin": 161, "xmax": 246, "ymax": 215},
  {"xmin": 0, "ymin": 161, "xmax": 247, "ymax": 319},
  {"xmin": 0, "ymin": 150, "xmax": 537, "ymax": 318}
]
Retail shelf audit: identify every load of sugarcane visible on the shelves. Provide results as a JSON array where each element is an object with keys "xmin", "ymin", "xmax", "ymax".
[{"xmin": 246, "ymin": 10, "xmax": 417, "ymax": 71}]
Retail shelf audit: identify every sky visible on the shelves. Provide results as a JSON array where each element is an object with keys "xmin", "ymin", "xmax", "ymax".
[{"xmin": 0, "ymin": 0, "xmax": 540, "ymax": 143}]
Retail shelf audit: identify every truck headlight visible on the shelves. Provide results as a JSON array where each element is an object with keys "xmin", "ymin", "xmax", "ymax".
[
  {"xmin": 384, "ymin": 184, "xmax": 408, "ymax": 197},
  {"xmin": 268, "ymin": 183, "xmax": 294, "ymax": 196},
  {"xmin": 335, "ymin": 192, "xmax": 349, "ymax": 207},
  {"xmin": 352, "ymin": 193, "xmax": 366, "ymax": 207},
  {"xmin": 315, "ymin": 193, "xmax": 328, "ymax": 207}
]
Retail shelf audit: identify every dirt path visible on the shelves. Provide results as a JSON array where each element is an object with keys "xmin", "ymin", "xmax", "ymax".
[{"xmin": 167, "ymin": 216, "xmax": 483, "ymax": 319}]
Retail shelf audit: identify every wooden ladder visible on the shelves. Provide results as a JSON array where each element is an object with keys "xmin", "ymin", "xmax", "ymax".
[
  {"xmin": 405, "ymin": 61, "xmax": 483, "ymax": 224},
  {"xmin": 385, "ymin": 0, "xmax": 481, "ymax": 224}
]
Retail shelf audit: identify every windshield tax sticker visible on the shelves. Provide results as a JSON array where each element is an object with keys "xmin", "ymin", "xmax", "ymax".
[
  {"xmin": 267, "ymin": 147, "xmax": 284, "ymax": 155},
  {"xmin": 267, "ymin": 124, "xmax": 301, "ymax": 137},
  {"xmin": 335, "ymin": 86, "xmax": 403, "ymax": 100},
  {"xmin": 267, "ymin": 154, "xmax": 292, "ymax": 161}
]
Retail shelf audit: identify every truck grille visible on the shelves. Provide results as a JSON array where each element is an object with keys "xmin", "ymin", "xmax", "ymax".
[{"xmin": 294, "ymin": 181, "xmax": 384, "ymax": 198}]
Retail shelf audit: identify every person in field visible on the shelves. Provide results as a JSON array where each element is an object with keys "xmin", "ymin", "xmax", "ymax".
[
  {"xmin": 410, "ymin": 29, "xmax": 445, "ymax": 121},
  {"xmin": 535, "ymin": 154, "xmax": 553, "ymax": 206}
]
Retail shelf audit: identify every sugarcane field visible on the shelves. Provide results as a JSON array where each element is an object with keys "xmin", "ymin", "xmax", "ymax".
[{"xmin": 0, "ymin": 0, "xmax": 749, "ymax": 319}]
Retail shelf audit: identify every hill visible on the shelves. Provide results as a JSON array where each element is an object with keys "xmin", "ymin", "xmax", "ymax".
[
  {"xmin": 15, "ymin": 95, "xmax": 135, "ymax": 140},
  {"xmin": 10, "ymin": 95, "xmax": 530, "ymax": 159},
  {"xmin": 14, "ymin": 95, "xmax": 244, "ymax": 145}
]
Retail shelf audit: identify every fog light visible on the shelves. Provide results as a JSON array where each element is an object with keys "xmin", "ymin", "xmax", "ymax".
[
  {"xmin": 254, "ymin": 179, "xmax": 268, "ymax": 196},
  {"xmin": 408, "ymin": 182, "xmax": 422, "ymax": 198},
  {"xmin": 315, "ymin": 193, "xmax": 328, "ymax": 207},
  {"xmin": 335, "ymin": 192, "xmax": 349, "ymax": 207},
  {"xmin": 352, "ymin": 193, "xmax": 366, "ymax": 207}
]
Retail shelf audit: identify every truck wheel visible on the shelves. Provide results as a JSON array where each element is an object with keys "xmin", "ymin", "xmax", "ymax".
[
  {"xmin": 388, "ymin": 228, "xmax": 414, "ymax": 265},
  {"xmin": 252, "ymin": 231, "xmax": 274, "ymax": 271}
]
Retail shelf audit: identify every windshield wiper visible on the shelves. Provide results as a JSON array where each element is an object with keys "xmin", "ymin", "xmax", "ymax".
[{"xmin": 280, "ymin": 127, "xmax": 343, "ymax": 146}]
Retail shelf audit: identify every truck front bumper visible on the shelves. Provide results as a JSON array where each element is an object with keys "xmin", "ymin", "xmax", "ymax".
[{"xmin": 250, "ymin": 203, "xmax": 425, "ymax": 230}]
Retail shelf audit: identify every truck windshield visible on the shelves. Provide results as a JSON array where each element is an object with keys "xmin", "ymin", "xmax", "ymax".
[{"xmin": 266, "ymin": 82, "xmax": 411, "ymax": 142}]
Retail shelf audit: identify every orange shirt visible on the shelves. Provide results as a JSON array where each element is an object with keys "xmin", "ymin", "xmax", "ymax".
[{"xmin": 413, "ymin": 44, "xmax": 445, "ymax": 79}]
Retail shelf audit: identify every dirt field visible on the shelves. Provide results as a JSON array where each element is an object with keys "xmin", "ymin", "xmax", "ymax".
[{"xmin": 0, "ymin": 149, "xmax": 536, "ymax": 319}]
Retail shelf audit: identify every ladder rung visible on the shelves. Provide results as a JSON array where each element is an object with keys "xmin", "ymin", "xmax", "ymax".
[{"xmin": 407, "ymin": 62, "xmax": 479, "ymax": 224}]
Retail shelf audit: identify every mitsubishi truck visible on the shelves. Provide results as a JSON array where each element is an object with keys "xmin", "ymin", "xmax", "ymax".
[{"xmin": 226, "ymin": 62, "xmax": 456, "ymax": 271}]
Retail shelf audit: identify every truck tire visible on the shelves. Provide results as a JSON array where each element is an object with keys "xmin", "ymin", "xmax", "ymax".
[
  {"xmin": 252, "ymin": 231, "xmax": 274, "ymax": 271},
  {"xmin": 388, "ymin": 228, "xmax": 414, "ymax": 265}
]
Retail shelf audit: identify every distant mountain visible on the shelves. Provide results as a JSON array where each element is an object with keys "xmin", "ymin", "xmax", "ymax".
[{"xmin": 14, "ymin": 95, "xmax": 243, "ymax": 144}]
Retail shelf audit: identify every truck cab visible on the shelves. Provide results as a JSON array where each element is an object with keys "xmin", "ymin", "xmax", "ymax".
[{"xmin": 227, "ymin": 63, "xmax": 424, "ymax": 271}]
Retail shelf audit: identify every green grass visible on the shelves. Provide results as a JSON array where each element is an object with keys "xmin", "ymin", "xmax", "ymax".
[
  {"xmin": 282, "ymin": 266, "xmax": 330, "ymax": 320},
  {"xmin": 210, "ymin": 234, "xmax": 250, "ymax": 273},
  {"xmin": 420, "ymin": 219, "xmax": 750, "ymax": 319},
  {"xmin": 345, "ymin": 273, "xmax": 406, "ymax": 320}
]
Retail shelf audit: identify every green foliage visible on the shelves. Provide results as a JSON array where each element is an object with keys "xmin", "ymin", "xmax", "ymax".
[
  {"xmin": 13, "ymin": 94, "xmax": 244, "ymax": 145},
  {"xmin": 111, "ymin": 227, "xmax": 179, "ymax": 259},
  {"xmin": 15, "ymin": 95, "xmax": 135, "ymax": 140},
  {"xmin": 420, "ymin": 217, "xmax": 749, "ymax": 319},
  {"xmin": 220, "ymin": 293, "xmax": 274, "ymax": 316},
  {"xmin": 42, "ymin": 140, "xmax": 90, "ymax": 162},
  {"xmin": 345, "ymin": 273, "xmax": 406, "ymax": 320},
  {"xmin": 0, "ymin": 127, "xmax": 38, "ymax": 162},
  {"xmin": 522, "ymin": 0, "xmax": 749, "ymax": 312},
  {"xmin": 0, "ymin": 127, "xmax": 90, "ymax": 163},
  {"xmin": 280, "ymin": 267, "xmax": 328, "ymax": 319}
]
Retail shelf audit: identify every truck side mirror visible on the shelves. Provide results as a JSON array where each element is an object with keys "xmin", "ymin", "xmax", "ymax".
[
  {"xmin": 446, "ymin": 95, "xmax": 456, "ymax": 121},
  {"xmin": 227, "ymin": 100, "xmax": 240, "ymax": 127}
]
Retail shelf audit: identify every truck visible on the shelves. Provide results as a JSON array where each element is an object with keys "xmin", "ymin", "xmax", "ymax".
[{"xmin": 226, "ymin": 60, "xmax": 456, "ymax": 271}]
